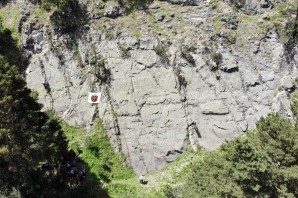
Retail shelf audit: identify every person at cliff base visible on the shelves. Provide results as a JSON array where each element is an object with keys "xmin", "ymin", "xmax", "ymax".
[{"xmin": 140, "ymin": 174, "xmax": 145, "ymax": 184}]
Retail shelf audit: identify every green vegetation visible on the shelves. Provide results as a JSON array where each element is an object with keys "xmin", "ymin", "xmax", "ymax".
[
  {"xmin": 274, "ymin": 3, "xmax": 298, "ymax": 45},
  {"xmin": 202, "ymin": 41, "xmax": 222, "ymax": 71},
  {"xmin": 31, "ymin": 9, "xmax": 47, "ymax": 19},
  {"xmin": 0, "ymin": 4, "xmax": 21, "ymax": 43},
  {"xmin": 173, "ymin": 67, "xmax": 187, "ymax": 91},
  {"xmin": 89, "ymin": 52, "xmax": 111, "ymax": 84},
  {"xmin": 92, "ymin": 97, "xmax": 298, "ymax": 198},
  {"xmin": 229, "ymin": 0, "xmax": 245, "ymax": 9},
  {"xmin": 61, "ymin": 120, "xmax": 135, "ymax": 187},
  {"xmin": 122, "ymin": 0, "xmax": 148, "ymax": 12},
  {"xmin": 181, "ymin": 46, "xmax": 196, "ymax": 66},
  {"xmin": 182, "ymin": 112, "xmax": 298, "ymax": 197},
  {"xmin": 0, "ymin": 20, "xmax": 68, "ymax": 197},
  {"xmin": 153, "ymin": 45, "xmax": 169, "ymax": 64},
  {"xmin": 43, "ymin": 0, "xmax": 86, "ymax": 33},
  {"xmin": 118, "ymin": 43, "xmax": 130, "ymax": 59},
  {"xmin": 102, "ymin": 146, "xmax": 200, "ymax": 197},
  {"xmin": 71, "ymin": 41, "xmax": 83, "ymax": 67},
  {"xmin": 211, "ymin": 51, "xmax": 222, "ymax": 66},
  {"xmin": 0, "ymin": 18, "xmax": 24, "ymax": 71}
]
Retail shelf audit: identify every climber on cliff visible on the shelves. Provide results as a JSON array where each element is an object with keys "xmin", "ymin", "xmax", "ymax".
[{"xmin": 42, "ymin": 76, "xmax": 51, "ymax": 93}]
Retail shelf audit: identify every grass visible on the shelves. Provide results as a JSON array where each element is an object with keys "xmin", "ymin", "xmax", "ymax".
[
  {"xmin": 61, "ymin": 117, "xmax": 202, "ymax": 197},
  {"xmin": 71, "ymin": 41, "xmax": 83, "ymax": 67},
  {"xmin": 0, "ymin": 4, "xmax": 21, "ymax": 44},
  {"xmin": 105, "ymin": 147, "xmax": 202, "ymax": 197},
  {"xmin": 31, "ymin": 9, "xmax": 48, "ymax": 19},
  {"xmin": 153, "ymin": 45, "xmax": 169, "ymax": 63},
  {"xmin": 61, "ymin": 120, "xmax": 135, "ymax": 191}
]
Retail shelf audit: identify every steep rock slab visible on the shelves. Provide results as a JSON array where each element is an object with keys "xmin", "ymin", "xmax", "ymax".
[{"xmin": 21, "ymin": 0, "xmax": 298, "ymax": 174}]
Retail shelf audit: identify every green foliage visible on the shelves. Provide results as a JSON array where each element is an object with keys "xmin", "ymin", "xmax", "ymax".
[
  {"xmin": 275, "ymin": 4, "xmax": 298, "ymax": 45},
  {"xmin": 181, "ymin": 46, "xmax": 195, "ymax": 66},
  {"xmin": 107, "ymin": 183, "xmax": 137, "ymax": 197},
  {"xmin": 0, "ymin": 57, "xmax": 68, "ymax": 196},
  {"xmin": 61, "ymin": 120, "xmax": 135, "ymax": 185},
  {"xmin": 48, "ymin": 0, "xmax": 86, "ymax": 33},
  {"xmin": 63, "ymin": 171, "xmax": 109, "ymax": 198},
  {"xmin": 122, "ymin": 0, "xmax": 148, "ymax": 12},
  {"xmin": 229, "ymin": 0, "xmax": 246, "ymax": 9},
  {"xmin": 153, "ymin": 45, "xmax": 169, "ymax": 64},
  {"xmin": 162, "ymin": 185, "xmax": 175, "ymax": 198},
  {"xmin": 277, "ymin": 2, "xmax": 297, "ymax": 16},
  {"xmin": 29, "ymin": 90, "xmax": 39, "ymax": 100},
  {"xmin": 183, "ymin": 112, "xmax": 298, "ymax": 197},
  {"xmin": 183, "ymin": 151, "xmax": 243, "ymax": 198},
  {"xmin": 0, "ymin": 19, "xmax": 68, "ymax": 197},
  {"xmin": 89, "ymin": 53, "xmax": 111, "ymax": 84},
  {"xmin": 173, "ymin": 67, "xmax": 187, "ymax": 91},
  {"xmin": 211, "ymin": 51, "xmax": 222, "ymax": 66},
  {"xmin": 0, "ymin": 18, "xmax": 24, "ymax": 71},
  {"xmin": 118, "ymin": 44, "xmax": 130, "ymax": 59},
  {"xmin": 291, "ymin": 92, "xmax": 298, "ymax": 119},
  {"xmin": 72, "ymin": 41, "xmax": 83, "ymax": 66}
]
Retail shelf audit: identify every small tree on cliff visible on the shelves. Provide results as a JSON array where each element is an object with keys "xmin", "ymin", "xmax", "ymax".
[{"xmin": 41, "ymin": 0, "xmax": 86, "ymax": 33}]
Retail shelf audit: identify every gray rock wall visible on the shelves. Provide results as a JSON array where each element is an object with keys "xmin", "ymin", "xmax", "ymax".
[{"xmin": 16, "ymin": 0, "xmax": 298, "ymax": 174}]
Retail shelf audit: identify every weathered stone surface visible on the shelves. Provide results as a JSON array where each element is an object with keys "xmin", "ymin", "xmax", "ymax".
[
  {"xmin": 242, "ymin": 69, "xmax": 261, "ymax": 86},
  {"xmin": 156, "ymin": 13, "xmax": 166, "ymax": 22},
  {"xmin": 281, "ymin": 75, "xmax": 294, "ymax": 90},
  {"xmin": 260, "ymin": 71, "xmax": 275, "ymax": 82},
  {"xmin": 118, "ymin": 36, "xmax": 139, "ymax": 50},
  {"xmin": 272, "ymin": 91, "xmax": 291, "ymax": 117},
  {"xmin": 200, "ymin": 101, "xmax": 229, "ymax": 115},
  {"xmin": 131, "ymin": 50, "xmax": 159, "ymax": 67},
  {"xmin": 19, "ymin": 0, "xmax": 298, "ymax": 175},
  {"xmin": 104, "ymin": 5, "xmax": 121, "ymax": 18},
  {"xmin": 220, "ymin": 52, "xmax": 238, "ymax": 72},
  {"xmin": 139, "ymin": 36, "xmax": 159, "ymax": 50}
]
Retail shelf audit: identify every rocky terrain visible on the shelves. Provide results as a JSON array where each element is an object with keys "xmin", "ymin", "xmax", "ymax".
[{"xmin": 1, "ymin": 0, "xmax": 297, "ymax": 174}]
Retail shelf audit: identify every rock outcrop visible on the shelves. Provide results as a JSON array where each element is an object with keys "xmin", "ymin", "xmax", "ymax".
[{"xmin": 3, "ymin": 0, "xmax": 297, "ymax": 174}]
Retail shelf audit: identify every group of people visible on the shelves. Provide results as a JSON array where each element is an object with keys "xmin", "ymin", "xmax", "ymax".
[
  {"xmin": 42, "ymin": 149, "xmax": 149, "ymax": 186},
  {"xmin": 41, "ymin": 149, "xmax": 86, "ymax": 185},
  {"xmin": 60, "ymin": 149, "xmax": 86, "ymax": 185},
  {"xmin": 40, "ymin": 149, "xmax": 86, "ymax": 185}
]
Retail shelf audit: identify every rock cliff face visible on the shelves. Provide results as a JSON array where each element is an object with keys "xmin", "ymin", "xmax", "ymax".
[{"xmin": 4, "ymin": 0, "xmax": 298, "ymax": 173}]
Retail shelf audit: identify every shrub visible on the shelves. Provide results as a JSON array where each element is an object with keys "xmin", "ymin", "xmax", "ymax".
[
  {"xmin": 153, "ymin": 45, "xmax": 169, "ymax": 64},
  {"xmin": 61, "ymin": 120, "xmax": 135, "ymax": 184},
  {"xmin": 229, "ymin": 0, "xmax": 246, "ymax": 9},
  {"xmin": 71, "ymin": 41, "xmax": 83, "ymax": 66},
  {"xmin": 181, "ymin": 46, "xmax": 196, "ymax": 66},
  {"xmin": 184, "ymin": 112, "xmax": 298, "ymax": 197},
  {"xmin": 211, "ymin": 51, "xmax": 222, "ymax": 66},
  {"xmin": 173, "ymin": 67, "xmax": 187, "ymax": 91},
  {"xmin": 118, "ymin": 44, "xmax": 130, "ymax": 58},
  {"xmin": 49, "ymin": 0, "xmax": 86, "ymax": 33},
  {"xmin": 163, "ymin": 185, "xmax": 176, "ymax": 198},
  {"xmin": 90, "ymin": 54, "xmax": 111, "ymax": 84}
]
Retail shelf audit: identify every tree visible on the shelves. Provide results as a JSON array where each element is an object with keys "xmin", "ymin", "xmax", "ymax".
[
  {"xmin": 44, "ymin": 0, "xmax": 86, "ymax": 33},
  {"xmin": 184, "ymin": 113, "xmax": 298, "ymax": 197},
  {"xmin": 0, "ymin": 20, "xmax": 68, "ymax": 197},
  {"xmin": 0, "ymin": 18, "xmax": 25, "ymax": 71}
]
